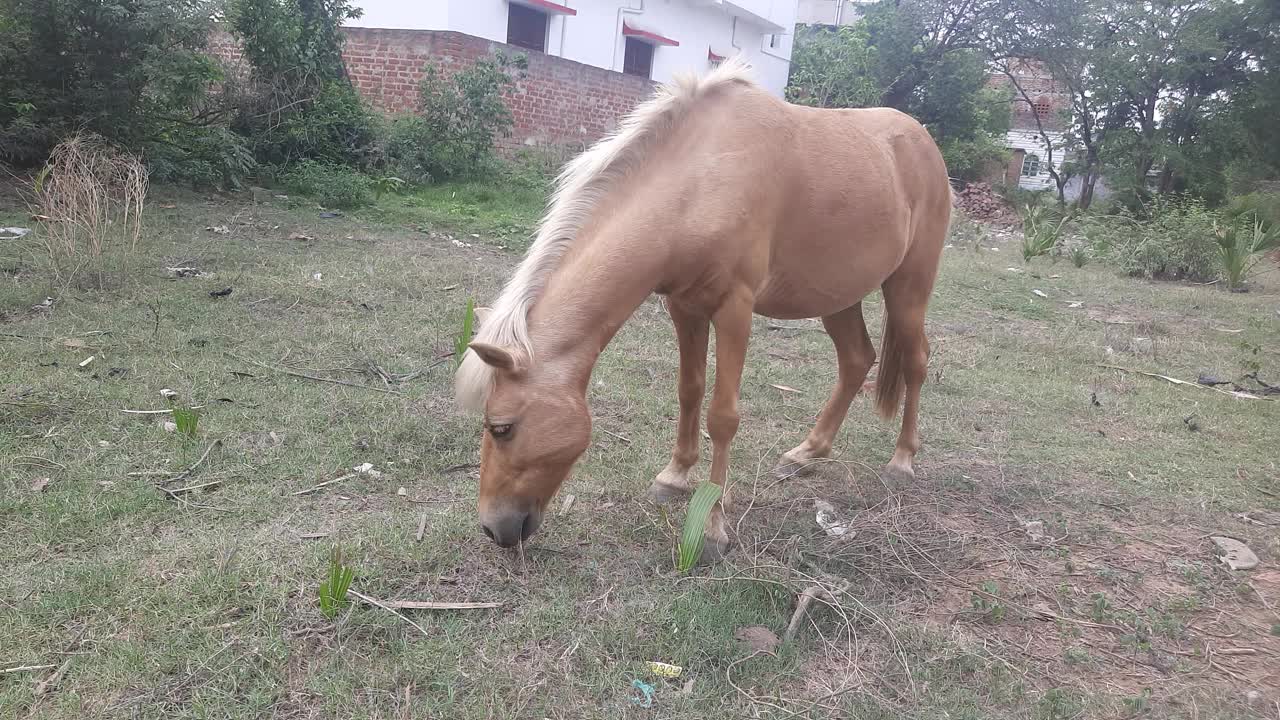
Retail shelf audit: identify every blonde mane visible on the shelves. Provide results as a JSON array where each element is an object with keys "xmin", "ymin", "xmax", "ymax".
[{"xmin": 454, "ymin": 56, "xmax": 757, "ymax": 413}]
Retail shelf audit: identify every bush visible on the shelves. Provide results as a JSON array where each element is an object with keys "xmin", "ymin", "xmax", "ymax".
[
  {"xmin": 1226, "ymin": 192, "xmax": 1280, "ymax": 231},
  {"xmin": 281, "ymin": 161, "xmax": 372, "ymax": 208},
  {"xmin": 146, "ymin": 125, "xmax": 257, "ymax": 190},
  {"xmin": 385, "ymin": 52, "xmax": 527, "ymax": 183},
  {"xmin": 0, "ymin": 0, "xmax": 221, "ymax": 168},
  {"xmin": 1086, "ymin": 196, "xmax": 1220, "ymax": 281}
]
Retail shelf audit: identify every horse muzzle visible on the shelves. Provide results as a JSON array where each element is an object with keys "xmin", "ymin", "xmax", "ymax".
[{"xmin": 480, "ymin": 506, "xmax": 543, "ymax": 548}]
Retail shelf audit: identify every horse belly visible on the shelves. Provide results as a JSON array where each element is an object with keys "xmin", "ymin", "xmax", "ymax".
[{"xmin": 752, "ymin": 234, "xmax": 903, "ymax": 319}]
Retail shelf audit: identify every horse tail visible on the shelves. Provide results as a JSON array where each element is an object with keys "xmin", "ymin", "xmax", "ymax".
[{"xmin": 873, "ymin": 313, "xmax": 906, "ymax": 421}]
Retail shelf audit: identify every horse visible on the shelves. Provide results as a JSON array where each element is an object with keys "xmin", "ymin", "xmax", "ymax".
[{"xmin": 454, "ymin": 56, "xmax": 952, "ymax": 560}]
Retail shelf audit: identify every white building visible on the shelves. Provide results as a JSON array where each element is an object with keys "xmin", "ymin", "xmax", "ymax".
[{"xmin": 347, "ymin": 0, "xmax": 799, "ymax": 96}]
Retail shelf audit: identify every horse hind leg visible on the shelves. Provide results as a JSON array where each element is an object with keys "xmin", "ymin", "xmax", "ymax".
[
  {"xmin": 775, "ymin": 303, "xmax": 876, "ymax": 478},
  {"xmin": 875, "ymin": 254, "xmax": 940, "ymax": 483}
]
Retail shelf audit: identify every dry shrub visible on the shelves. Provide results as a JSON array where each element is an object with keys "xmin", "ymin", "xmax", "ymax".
[{"xmin": 31, "ymin": 133, "xmax": 148, "ymax": 287}]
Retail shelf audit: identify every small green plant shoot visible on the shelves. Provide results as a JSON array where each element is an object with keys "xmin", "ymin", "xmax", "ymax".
[
  {"xmin": 455, "ymin": 298, "xmax": 475, "ymax": 368},
  {"xmin": 373, "ymin": 175, "xmax": 406, "ymax": 201},
  {"xmin": 677, "ymin": 482, "xmax": 723, "ymax": 572},
  {"xmin": 318, "ymin": 547, "xmax": 356, "ymax": 620},
  {"xmin": 171, "ymin": 405, "xmax": 199, "ymax": 439}
]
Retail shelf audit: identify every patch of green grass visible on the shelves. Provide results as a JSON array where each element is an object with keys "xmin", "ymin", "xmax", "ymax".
[{"xmin": 371, "ymin": 180, "xmax": 545, "ymax": 248}]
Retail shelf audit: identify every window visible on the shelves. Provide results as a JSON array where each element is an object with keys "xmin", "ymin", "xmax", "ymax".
[
  {"xmin": 507, "ymin": 3, "xmax": 548, "ymax": 52},
  {"xmin": 623, "ymin": 37, "xmax": 655, "ymax": 78},
  {"xmin": 768, "ymin": 33, "xmax": 780, "ymax": 49},
  {"xmin": 1021, "ymin": 153, "xmax": 1041, "ymax": 177},
  {"xmin": 1032, "ymin": 98, "xmax": 1052, "ymax": 119}
]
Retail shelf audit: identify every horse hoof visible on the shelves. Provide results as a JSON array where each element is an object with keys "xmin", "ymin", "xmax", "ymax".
[
  {"xmin": 773, "ymin": 460, "xmax": 815, "ymax": 480},
  {"xmin": 697, "ymin": 533, "xmax": 732, "ymax": 565},
  {"xmin": 647, "ymin": 480, "xmax": 691, "ymax": 506},
  {"xmin": 881, "ymin": 462, "xmax": 916, "ymax": 486}
]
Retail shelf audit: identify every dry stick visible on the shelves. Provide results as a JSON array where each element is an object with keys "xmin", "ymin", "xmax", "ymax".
[
  {"xmin": 227, "ymin": 352, "xmax": 403, "ymax": 395},
  {"xmin": 121, "ymin": 405, "xmax": 206, "ymax": 415},
  {"xmin": 161, "ymin": 438, "xmax": 222, "ymax": 486},
  {"xmin": 292, "ymin": 473, "xmax": 356, "ymax": 496},
  {"xmin": 348, "ymin": 590, "xmax": 431, "ymax": 638},
  {"xmin": 597, "ymin": 427, "xmax": 632, "ymax": 443},
  {"xmin": 415, "ymin": 511, "xmax": 428, "ymax": 543},
  {"xmin": 1099, "ymin": 364, "xmax": 1269, "ymax": 400},
  {"xmin": 2, "ymin": 664, "xmax": 56, "ymax": 674},
  {"xmin": 165, "ymin": 479, "xmax": 224, "ymax": 496},
  {"xmin": 370, "ymin": 599, "xmax": 503, "ymax": 611},
  {"xmin": 33, "ymin": 658, "xmax": 72, "ymax": 697}
]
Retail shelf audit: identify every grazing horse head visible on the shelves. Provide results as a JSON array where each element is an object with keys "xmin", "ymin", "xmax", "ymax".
[{"xmin": 459, "ymin": 339, "xmax": 591, "ymax": 547}]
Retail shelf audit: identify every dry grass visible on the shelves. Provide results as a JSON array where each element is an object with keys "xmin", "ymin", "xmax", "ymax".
[{"xmin": 27, "ymin": 134, "xmax": 148, "ymax": 287}]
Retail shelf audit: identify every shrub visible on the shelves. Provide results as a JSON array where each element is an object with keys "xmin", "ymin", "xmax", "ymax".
[
  {"xmin": 282, "ymin": 161, "xmax": 372, "ymax": 208},
  {"xmin": 1021, "ymin": 205, "xmax": 1068, "ymax": 263},
  {"xmin": 385, "ymin": 52, "xmax": 527, "ymax": 183},
  {"xmin": 1214, "ymin": 215, "xmax": 1280, "ymax": 291},
  {"xmin": 234, "ymin": 81, "xmax": 381, "ymax": 170},
  {"xmin": 1087, "ymin": 196, "xmax": 1220, "ymax": 282},
  {"xmin": 146, "ymin": 125, "xmax": 258, "ymax": 190},
  {"xmin": 1226, "ymin": 192, "xmax": 1280, "ymax": 231},
  {"xmin": 0, "ymin": 0, "xmax": 221, "ymax": 168}
]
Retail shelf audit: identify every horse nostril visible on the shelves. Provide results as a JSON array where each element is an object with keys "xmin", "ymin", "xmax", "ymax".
[{"xmin": 482, "ymin": 525, "xmax": 495, "ymax": 541}]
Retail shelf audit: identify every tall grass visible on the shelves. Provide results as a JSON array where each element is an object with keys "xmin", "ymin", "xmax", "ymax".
[{"xmin": 29, "ymin": 133, "xmax": 147, "ymax": 287}]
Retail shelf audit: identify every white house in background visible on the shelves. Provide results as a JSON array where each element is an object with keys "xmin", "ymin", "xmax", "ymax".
[
  {"xmin": 794, "ymin": 0, "xmax": 874, "ymax": 27},
  {"xmin": 348, "ymin": 1, "xmax": 799, "ymax": 96}
]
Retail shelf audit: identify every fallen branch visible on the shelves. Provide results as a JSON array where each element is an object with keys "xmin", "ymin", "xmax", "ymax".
[
  {"xmin": 163, "ymin": 479, "xmax": 224, "ymax": 496},
  {"xmin": 226, "ymin": 352, "xmax": 403, "ymax": 395},
  {"xmin": 348, "ymin": 589, "xmax": 431, "ymax": 638},
  {"xmin": 121, "ymin": 406, "xmax": 206, "ymax": 415},
  {"xmin": 415, "ymin": 511, "xmax": 428, "ymax": 542},
  {"xmin": 1100, "ymin": 364, "xmax": 1268, "ymax": 400},
  {"xmin": 371, "ymin": 599, "xmax": 503, "ymax": 611},
  {"xmin": 292, "ymin": 473, "xmax": 356, "ymax": 496},
  {"xmin": 2, "ymin": 664, "xmax": 56, "ymax": 674}
]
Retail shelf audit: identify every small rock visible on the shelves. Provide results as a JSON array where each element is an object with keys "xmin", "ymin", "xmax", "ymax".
[
  {"xmin": 1245, "ymin": 690, "xmax": 1262, "ymax": 706},
  {"xmin": 160, "ymin": 388, "xmax": 178, "ymax": 401},
  {"xmin": 396, "ymin": 486, "xmax": 408, "ymax": 497},
  {"xmin": 1032, "ymin": 289, "xmax": 1048, "ymax": 299},
  {"xmin": 311, "ymin": 272, "xmax": 323, "ymax": 281},
  {"xmin": 734, "ymin": 626, "xmax": 780, "ymax": 654},
  {"xmin": 31, "ymin": 477, "xmax": 51, "ymax": 492},
  {"xmin": 1211, "ymin": 536, "xmax": 1259, "ymax": 570},
  {"xmin": 163, "ymin": 421, "xmax": 177, "ymax": 433}
]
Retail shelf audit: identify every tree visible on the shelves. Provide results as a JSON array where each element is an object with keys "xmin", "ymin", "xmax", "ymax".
[{"xmin": 0, "ymin": 0, "xmax": 221, "ymax": 166}]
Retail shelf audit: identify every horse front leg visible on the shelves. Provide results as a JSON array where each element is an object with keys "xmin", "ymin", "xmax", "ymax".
[
  {"xmin": 648, "ymin": 299, "xmax": 709, "ymax": 503},
  {"xmin": 700, "ymin": 290, "xmax": 754, "ymax": 562}
]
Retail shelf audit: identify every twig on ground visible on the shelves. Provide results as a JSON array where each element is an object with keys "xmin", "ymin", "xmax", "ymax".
[
  {"xmin": 1100, "ymin": 364, "xmax": 1269, "ymax": 400},
  {"xmin": 348, "ymin": 590, "xmax": 432, "ymax": 638},
  {"xmin": 2, "ymin": 664, "xmax": 56, "ymax": 674},
  {"xmin": 121, "ymin": 405, "xmax": 206, "ymax": 414},
  {"xmin": 415, "ymin": 511, "xmax": 428, "ymax": 542},
  {"xmin": 226, "ymin": 352, "xmax": 403, "ymax": 395},
  {"xmin": 365, "ymin": 599, "xmax": 503, "ymax": 611},
  {"xmin": 33, "ymin": 658, "xmax": 72, "ymax": 697},
  {"xmin": 597, "ymin": 427, "xmax": 632, "ymax": 443},
  {"xmin": 160, "ymin": 439, "xmax": 222, "ymax": 486},
  {"xmin": 292, "ymin": 473, "xmax": 356, "ymax": 496},
  {"xmin": 162, "ymin": 479, "xmax": 224, "ymax": 496}
]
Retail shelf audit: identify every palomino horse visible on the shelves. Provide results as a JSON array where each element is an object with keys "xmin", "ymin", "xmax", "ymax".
[{"xmin": 455, "ymin": 57, "xmax": 951, "ymax": 559}]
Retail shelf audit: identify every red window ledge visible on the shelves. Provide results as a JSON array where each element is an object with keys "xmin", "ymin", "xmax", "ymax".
[
  {"xmin": 512, "ymin": 0, "xmax": 576, "ymax": 15},
  {"xmin": 709, "ymin": 48, "xmax": 726, "ymax": 62},
  {"xmin": 623, "ymin": 21, "xmax": 679, "ymax": 46}
]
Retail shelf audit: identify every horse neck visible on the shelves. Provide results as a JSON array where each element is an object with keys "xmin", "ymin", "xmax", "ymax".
[{"xmin": 525, "ymin": 227, "xmax": 667, "ymax": 389}]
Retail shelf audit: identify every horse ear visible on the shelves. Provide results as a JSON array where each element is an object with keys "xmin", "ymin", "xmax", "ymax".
[
  {"xmin": 473, "ymin": 306, "xmax": 491, "ymax": 328},
  {"xmin": 468, "ymin": 341, "xmax": 523, "ymax": 372}
]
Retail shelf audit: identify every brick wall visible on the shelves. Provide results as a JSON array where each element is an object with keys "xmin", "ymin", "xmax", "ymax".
[{"xmin": 210, "ymin": 27, "xmax": 656, "ymax": 152}]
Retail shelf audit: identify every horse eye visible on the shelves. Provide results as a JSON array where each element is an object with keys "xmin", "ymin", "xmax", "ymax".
[{"xmin": 488, "ymin": 423, "xmax": 513, "ymax": 438}]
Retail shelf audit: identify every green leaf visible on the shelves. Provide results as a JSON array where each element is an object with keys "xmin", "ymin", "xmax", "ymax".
[
  {"xmin": 454, "ymin": 298, "xmax": 475, "ymax": 368},
  {"xmin": 677, "ymin": 482, "xmax": 723, "ymax": 572}
]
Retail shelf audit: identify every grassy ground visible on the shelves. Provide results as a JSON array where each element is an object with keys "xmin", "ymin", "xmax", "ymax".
[{"xmin": 2, "ymin": 182, "xmax": 1279, "ymax": 719}]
